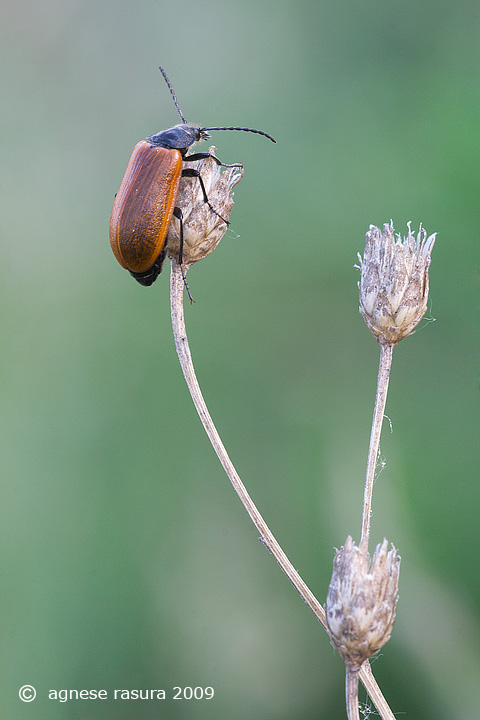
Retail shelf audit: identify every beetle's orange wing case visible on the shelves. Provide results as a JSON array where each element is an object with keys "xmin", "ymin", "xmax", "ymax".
[{"xmin": 110, "ymin": 141, "xmax": 183, "ymax": 274}]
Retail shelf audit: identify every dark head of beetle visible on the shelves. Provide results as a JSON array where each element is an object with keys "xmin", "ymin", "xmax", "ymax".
[{"xmin": 146, "ymin": 124, "xmax": 211, "ymax": 153}]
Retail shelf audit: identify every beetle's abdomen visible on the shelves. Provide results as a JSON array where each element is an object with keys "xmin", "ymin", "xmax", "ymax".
[{"xmin": 110, "ymin": 141, "xmax": 182, "ymax": 274}]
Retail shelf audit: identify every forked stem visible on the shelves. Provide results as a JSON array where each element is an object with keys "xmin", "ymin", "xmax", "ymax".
[{"xmin": 169, "ymin": 259, "xmax": 395, "ymax": 720}]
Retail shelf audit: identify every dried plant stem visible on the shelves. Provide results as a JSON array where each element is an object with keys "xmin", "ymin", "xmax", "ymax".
[
  {"xmin": 360, "ymin": 342, "xmax": 395, "ymax": 553},
  {"xmin": 360, "ymin": 662, "xmax": 396, "ymax": 720},
  {"xmin": 169, "ymin": 261, "xmax": 323, "ymax": 621},
  {"xmin": 346, "ymin": 668, "xmax": 360, "ymax": 720},
  {"xmin": 169, "ymin": 259, "xmax": 395, "ymax": 720}
]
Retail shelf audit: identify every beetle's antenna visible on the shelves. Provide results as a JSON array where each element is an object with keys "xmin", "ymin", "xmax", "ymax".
[
  {"xmin": 202, "ymin": 126, "xmax": 276, "ymax": 143},
  {"xmin": 158, "ymin": 65, "xmax": 187, "ymax": 124}
]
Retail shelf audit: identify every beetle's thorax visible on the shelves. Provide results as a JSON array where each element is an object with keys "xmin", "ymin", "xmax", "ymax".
[{"xmin": 146, "ymin": 124, "xmax": 211, "ymax": 151}]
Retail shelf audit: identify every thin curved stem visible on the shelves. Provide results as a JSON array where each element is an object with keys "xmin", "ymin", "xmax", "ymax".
[
  {"xmin": 169, "ymin": 260, "xmax": 324, "ymax": 623},
  {"xmin": 360, "ymin": 342, "xmax": 395, "ymax": 553},
  {"xmin": 169, "ymin": 259, "xmax": 396, "ymax": 720}
]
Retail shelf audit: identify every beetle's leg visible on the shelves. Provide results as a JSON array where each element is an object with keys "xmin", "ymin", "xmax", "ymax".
[
  {"xmin": 183, "ymin": 152, "xmax": 242, "ymax": 169},
  {"xmin": 172, "ymin": 207, "xmax": 185, "ymax": 265},
  {"xmin": 181, "ymin": 167, "xmax": 230, "ymax": 225},
  {"xmin": 172, "ymin": 207, "xmax": 194, "ymax": 304}
]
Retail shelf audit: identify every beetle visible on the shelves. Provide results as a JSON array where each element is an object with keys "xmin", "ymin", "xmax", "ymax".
[{"xmin": 110, "ymin": 65, "xmax": 276, "ymax": 289}]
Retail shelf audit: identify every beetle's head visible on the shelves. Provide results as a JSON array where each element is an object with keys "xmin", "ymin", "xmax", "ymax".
[{"xmin": 146, "ymin": 124, "xmax": 210, "ymax": 151}]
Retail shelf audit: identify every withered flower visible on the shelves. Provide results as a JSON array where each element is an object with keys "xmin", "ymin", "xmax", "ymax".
[
  {"xmin": 358, "ymin": 221, "xmax": 436, "ymax": 344},
  {"xmin": 167, "ymin": 146, "xmax": 243, "ymax": 267},
  {"xmin": 326, "ymin": 536, "xmax": 400, "ymax": 670}
]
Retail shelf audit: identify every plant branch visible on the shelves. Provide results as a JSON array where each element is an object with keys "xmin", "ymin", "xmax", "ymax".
[
  {"xmin": 169, "ymin": 258, "xmax": 395, "ymax": 720},
  {"xmin": 169, "ymin": 260, "xmax": 323, "ymax": 622}
]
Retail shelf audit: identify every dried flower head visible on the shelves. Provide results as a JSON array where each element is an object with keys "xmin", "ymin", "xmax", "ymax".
[
  {"xmin": 326, "ymin": 536, "xmax": 400, "ymax": 670},
  {"xmin": 166, "ymin": 146, "xmax": 244, "ymax": 267},
  {"xmin": 358, "ymin": 221, "xmax": 436, "ymax": 344}
]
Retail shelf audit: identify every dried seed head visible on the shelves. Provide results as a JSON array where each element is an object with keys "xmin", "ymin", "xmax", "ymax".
[
  {"xmin": 326, "ymin": 536, "xmax": 400, "ymax": 670},
  {"xmin": 358, "ymin": 222, "xmax": 436, "ymax": 345},
  {"xmin": 167, "ymin": 146, "xmax": 244, "ymax": 266}
]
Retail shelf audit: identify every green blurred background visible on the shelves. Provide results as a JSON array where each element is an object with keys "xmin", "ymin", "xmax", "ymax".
[{"xmin": 1, "ymin": 1, "xmax": 478, "ymax": 718}]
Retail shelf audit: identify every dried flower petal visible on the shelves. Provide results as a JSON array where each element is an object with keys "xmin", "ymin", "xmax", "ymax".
[
  {"xmin": 167, "ymin": 146, "xmax": 243, "ymax": 266},
  {"xmin": 326, "ymin": 536, "xmax": 400, "ymax": 669},
  {"xmin": 358, "ymin": 222, "xmax": 436, "ymax": 344}
]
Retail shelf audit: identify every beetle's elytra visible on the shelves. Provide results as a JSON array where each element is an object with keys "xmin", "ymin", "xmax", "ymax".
[
  {"xmin": 110, "ymin": 65, "xmax": 276, "ymax": 288},
  {"xmin": 110, "ymin": 141, "xmax": 182, "ymax": 285}
]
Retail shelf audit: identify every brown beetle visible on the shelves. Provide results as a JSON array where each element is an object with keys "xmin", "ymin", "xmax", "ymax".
[{"xmin": 110, "ymin": 66, "xmax": 275, "ymax": 287}]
